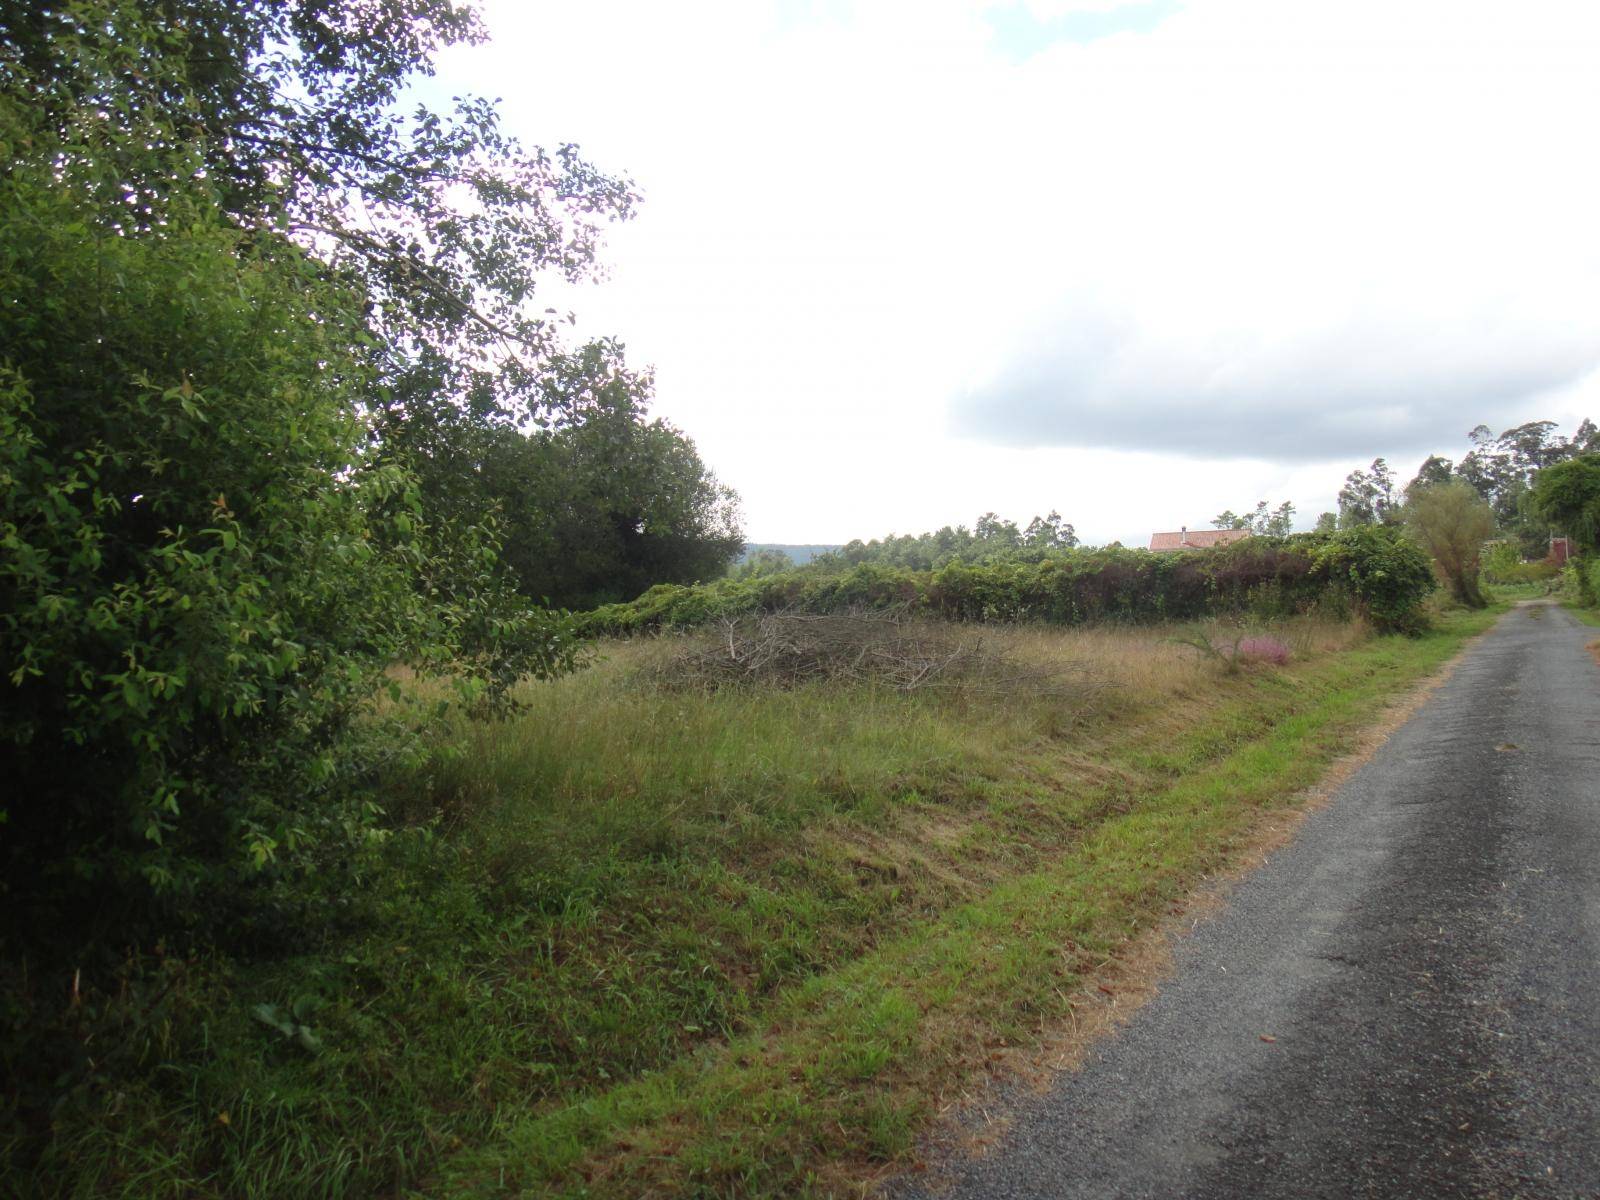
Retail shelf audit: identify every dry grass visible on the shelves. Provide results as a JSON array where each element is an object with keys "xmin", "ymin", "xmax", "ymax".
[{"xmin": 646, "ymin": 609, "xmax": 1107, "ymax": 699}]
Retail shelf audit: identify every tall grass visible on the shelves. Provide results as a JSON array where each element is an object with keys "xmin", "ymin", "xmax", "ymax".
[{"xmin": 10, "ymin": 609, "xmax": 1471, "ymax": 1200}]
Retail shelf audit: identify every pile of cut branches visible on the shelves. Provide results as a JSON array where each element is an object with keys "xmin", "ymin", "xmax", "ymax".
[{"xmin": 647, "ymin": 610, "xmax": 1104, "ymax": 698}]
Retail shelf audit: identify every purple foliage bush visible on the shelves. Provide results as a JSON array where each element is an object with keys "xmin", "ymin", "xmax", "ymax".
[{"xmin": 1236, "ymin": 635, "xmax": 1291, "ymax": 666}]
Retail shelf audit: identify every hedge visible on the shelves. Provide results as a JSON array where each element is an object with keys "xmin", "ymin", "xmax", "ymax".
[{"xmin": 578, "ymin": 529, "xmax": 1435, "ymax": 637}]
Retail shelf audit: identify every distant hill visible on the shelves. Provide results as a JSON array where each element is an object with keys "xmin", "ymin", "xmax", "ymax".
[{"xmin": 740, "ymin": 543, "xmax": 842, "ymax": 567}]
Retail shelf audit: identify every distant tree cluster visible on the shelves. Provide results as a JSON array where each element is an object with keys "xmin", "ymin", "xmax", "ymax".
[
  {"xmin": 1410, "ymin": 420, "xmax": 1599, "ymax": 557},
  {"xmin": 815, "ymin": 511, "xmax": 1079, "ymax": 571},
  {"xmin": 1319, "ymin": 420, "xmax": 1600, "ymax": 610},
  {"xmin": 1326, "ymin": 421, "xmax": 1598, "ymax": 544},
  {"xmin": 1212, "ymin": 501, "xmax": 1295, "ymax": 536}
]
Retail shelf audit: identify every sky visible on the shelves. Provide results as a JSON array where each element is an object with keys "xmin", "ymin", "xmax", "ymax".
[{"xmin": 430, "ymin": 0, "xmax": 1600, "ymax": 546}]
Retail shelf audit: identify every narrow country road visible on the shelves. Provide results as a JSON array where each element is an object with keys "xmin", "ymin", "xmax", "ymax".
[{"xmin": 907, "ymin": 601, "xmax": 1600, "ymax": 1199}]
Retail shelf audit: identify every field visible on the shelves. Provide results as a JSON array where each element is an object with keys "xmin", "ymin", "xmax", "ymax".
[{"xmin": 7, "ymin": 607, "xmax": 1504, "ymax": 1198}]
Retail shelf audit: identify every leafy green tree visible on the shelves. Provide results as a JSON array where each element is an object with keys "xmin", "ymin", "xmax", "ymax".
[
  {"xmin": 1212, "ymin": 501, "xmax": 1294, "ymax": 536},
  {"xmin": 1337, "ymin": 458, "xmax": 1399, "ymax": 527},
  {"xmin": 0, "ymin": 133, "xmax": 574, "ymax": 944},
  {"xmin": 821, "ymin": 512, "xmax": 1077, "ymax": 571},
  {"xmin": 1, "ymin": 0, "xmax": 636, "ymax": 423},
  {"xmin": 0, "ymin": 5, "xmax": 593, "ymax": 945},
  {"xmin": 437, "ymin": 343, "xmax": 744, "ymax": 610},
  {"xmin": 1405, "ymin": 483, "xmax": 1493, "ymax": 608},
  {"xmin": 1529, "ymin": 454, "xmax": 1600, "ymax": 551},
  {"xmin": 1455, "ymin": 421, "xmax": 1598, "ymax": 554},
  {"xmin": 1023, "ymin": 510, "xmax": 1078, "ymax": 550},
  {"xmin": 1405, "ymin": 454, "xmax": 1455, "ymax": 498}
]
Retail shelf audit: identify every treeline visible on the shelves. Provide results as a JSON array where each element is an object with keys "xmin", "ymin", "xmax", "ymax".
[
  {"xmin": 584, "ymin": 526, "xmax": 1437, "ymax": 637},
  {"xmin": 1317, "ymin": 419, "xmax": 1600, "ymax": 609},
  {"xmin": 1330, "ymin": 420, "xmax": 1599, "ymax": 551},
  {"xmin": 809, "ymin": 510, "xmax": 1079, "ymax": 572}
]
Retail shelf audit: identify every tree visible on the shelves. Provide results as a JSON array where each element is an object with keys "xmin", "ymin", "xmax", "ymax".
[
  {"xmin": 1312, "ymin": 525, "xmax": 1437, "ymax": 633},
  {"xmin": 1314, "ymin": 511, "xmax": 1338, "ymax": 534},
  {"xmin": 0, "ymin": 2, "xmax": 623, "ymax": 944},
  {"xmin": 734, "ymin": 549, "xmax": 797, "ymax": 580},
  {"xmin": 1337, "ymin": 459, "xmax": 1399, "ymax": 527},
  {"xmin": 482, "ymin": 347, "xmax": 745, "ymax": 609},
  {"xmin": 1, "ymin": 1, "xmax": 636, "ymax": 425},
  {"xmin": 1405, "ymin": 483, "xmax": 1494, "ymax": 608},
  {"xmin": 1213, "ymin": 500, "xmax": 1294, "ymax": 536},
  {"xmin": 973, "ymin": 512, "xmax": 1023, "ymax": 549},
  {"xmin": 1405, "ymin": 454, "xmax": 1455, "ymax": 499},
  {"xmin": 817, "ymin": 512, "xmax": 1078, "ymax": 571},
  {"xmin": 1529, "ymin": 454, "xmax": 1600, "ymax": 551},
  {"xmin": 1455, "ymin": 420, "xmax": 1597, "ymax": 544},
  {"xmin": 0, "ymin": 108, "xmax": 577, "ymax": 944},
  {"xmin": 1023, "ymin": 510, "xmax": 1079, "ymax": 550}
]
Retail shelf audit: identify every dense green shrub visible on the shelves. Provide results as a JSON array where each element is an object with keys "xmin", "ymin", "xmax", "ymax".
[
  {"xmin": 1564, "ymin": 557, "xmax": 1600, "ymax": 606},
  {"xmin": 1309, "ymin": 525, "xmax": 1437, "ymax": 632},
  {"xmin": 0, "ymin": 104, "xmax": 576, "ymax": 949},
  {"xmin": 578, "ymin": 535, "xmax": 1428, "ymax": 637}
]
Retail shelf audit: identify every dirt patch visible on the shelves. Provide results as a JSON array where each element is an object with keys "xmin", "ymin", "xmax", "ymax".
[{"xmin": 885, "ymin": 635, "xmax": 1480, "ymax": 1195}]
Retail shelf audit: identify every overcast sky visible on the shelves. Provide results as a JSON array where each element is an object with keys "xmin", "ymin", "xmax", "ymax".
[{"xmin": 432, "ymin": 0, "xmax": 1600, "ymax": 546}]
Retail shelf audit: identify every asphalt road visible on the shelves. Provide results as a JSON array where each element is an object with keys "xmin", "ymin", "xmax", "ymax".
[{"xmin": 906, "ymin": 601, "xmax": 1600, "ymax": 1199}]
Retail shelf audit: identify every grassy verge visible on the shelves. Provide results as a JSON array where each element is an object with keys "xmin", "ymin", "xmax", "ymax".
[
  {"xmin": 1560, "ymin": 599, "xmax": 1600, "ymax": 626},
  {"xmin": 4, "ymin": 608, "xmax": 1503, "ymax": 1199}
]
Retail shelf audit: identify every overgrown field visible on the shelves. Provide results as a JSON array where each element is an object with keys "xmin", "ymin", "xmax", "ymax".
[{"xmin": 4, "ymin": 606, "xmax": 1504, "ymax": 1198}]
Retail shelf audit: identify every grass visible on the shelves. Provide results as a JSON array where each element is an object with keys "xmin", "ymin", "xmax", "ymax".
[
  {"xmin": 3, "ymin": 607, "xmax": 1505, "ymax": 1199},
  {"xmin": 1560, "ymin": 598, "xmax": 1600, "ymax": 626}
]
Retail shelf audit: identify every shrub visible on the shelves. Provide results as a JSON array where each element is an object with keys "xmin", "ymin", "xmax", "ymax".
[
  {"xmin": 0, "ymin": 119, "xmax": 576, "ymax": 950},
  {"xmin": 1310, "ymin": 525, "xmax": 1436, "ymax": 633},
  {"xmin": 1236, "ymin": 636, "xmax": 1292, "ymax": 666},
  {"xmin": 578, "ymin": 533, "xmax": 1433, "ymax": 639}
]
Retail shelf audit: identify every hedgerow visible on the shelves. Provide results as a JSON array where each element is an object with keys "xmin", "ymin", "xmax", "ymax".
[{"xmin": 579, "ymin": 529, "xmax": 1434, "ymax": 636}]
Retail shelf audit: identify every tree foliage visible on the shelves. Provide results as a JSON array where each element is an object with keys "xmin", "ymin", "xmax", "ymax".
[
  {"xmin": 2, "ymin": 0, "xmax": 636, "ymax": 418},
  {"xmin": 1404, "ymin": 483, "xmax": 1493, "ymax": 608},
  {"xmin": 1529, "ymin": 454, "xmax": 1600, "ymax": 552},
  {"xmin": 0, "ymin": 137, "xmax": 578, "ymax": 942},
  {"xmin": 817, "ymin": 511, "xmax": 1078, "ymax": 572},
  {"xmin": 0, "ymin": 3, "xmax": 636, "ymax": 944},
  {"xmin": 1337, "ymin": 458, "xmax": 1400, "ymax": 528},
  {"xmin": 1417, "ymin": 421, "xmax": 1600, "ymax": 557},
  {"xmin": 734, "ymin": 549, "xmax": 799, "ymax": 580},
  {"xmin": 473, "ymin": 345, "xmax": 744, "ymax": 610},
  {"xmin": 1308, "ymin": 525, "xmax": 1437, "ymax": 633},
  {"xmin": 1212, "ymin": 500, "xmax": 1295, "ymax": 536}
]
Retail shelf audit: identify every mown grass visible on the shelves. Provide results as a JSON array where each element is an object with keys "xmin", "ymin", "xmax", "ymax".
[{"xmin": 3, "ymin": 608, "xmax": 1503, "ymax": 1199}]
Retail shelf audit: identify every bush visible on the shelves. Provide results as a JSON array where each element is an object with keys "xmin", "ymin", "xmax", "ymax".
[
  {"xmin": 0, "ymin": 117, "xmax": 576, "ymax": 950},
  {"xmin": 1491, "ymin": 560, "xmax": 1560, "ymax": 586},
  {"xmin": 1236, "ymin": 636, "xmax": 1292, "ymax": 666},
  {"xmin": 1310, "ymin": 525, "xmax": 1437, "ymax": 633},
  {"xmin": 577, "ymin": 534, "xmax": 1432, "ymax": 639},
  {"xmin": 1565, "ymin": 556, "xmax": 1600, "ymax": 606}
]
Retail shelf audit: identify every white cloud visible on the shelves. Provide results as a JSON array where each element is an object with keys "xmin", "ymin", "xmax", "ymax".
[{"xmin": 434, "ymin": 0, "xmax": 1600, "ymax": 542}]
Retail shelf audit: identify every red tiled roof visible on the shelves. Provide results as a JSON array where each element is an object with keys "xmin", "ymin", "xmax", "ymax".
[{"xmin": 1149, "ymin": 528, "xmax": 1252, "ymax": 552}]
